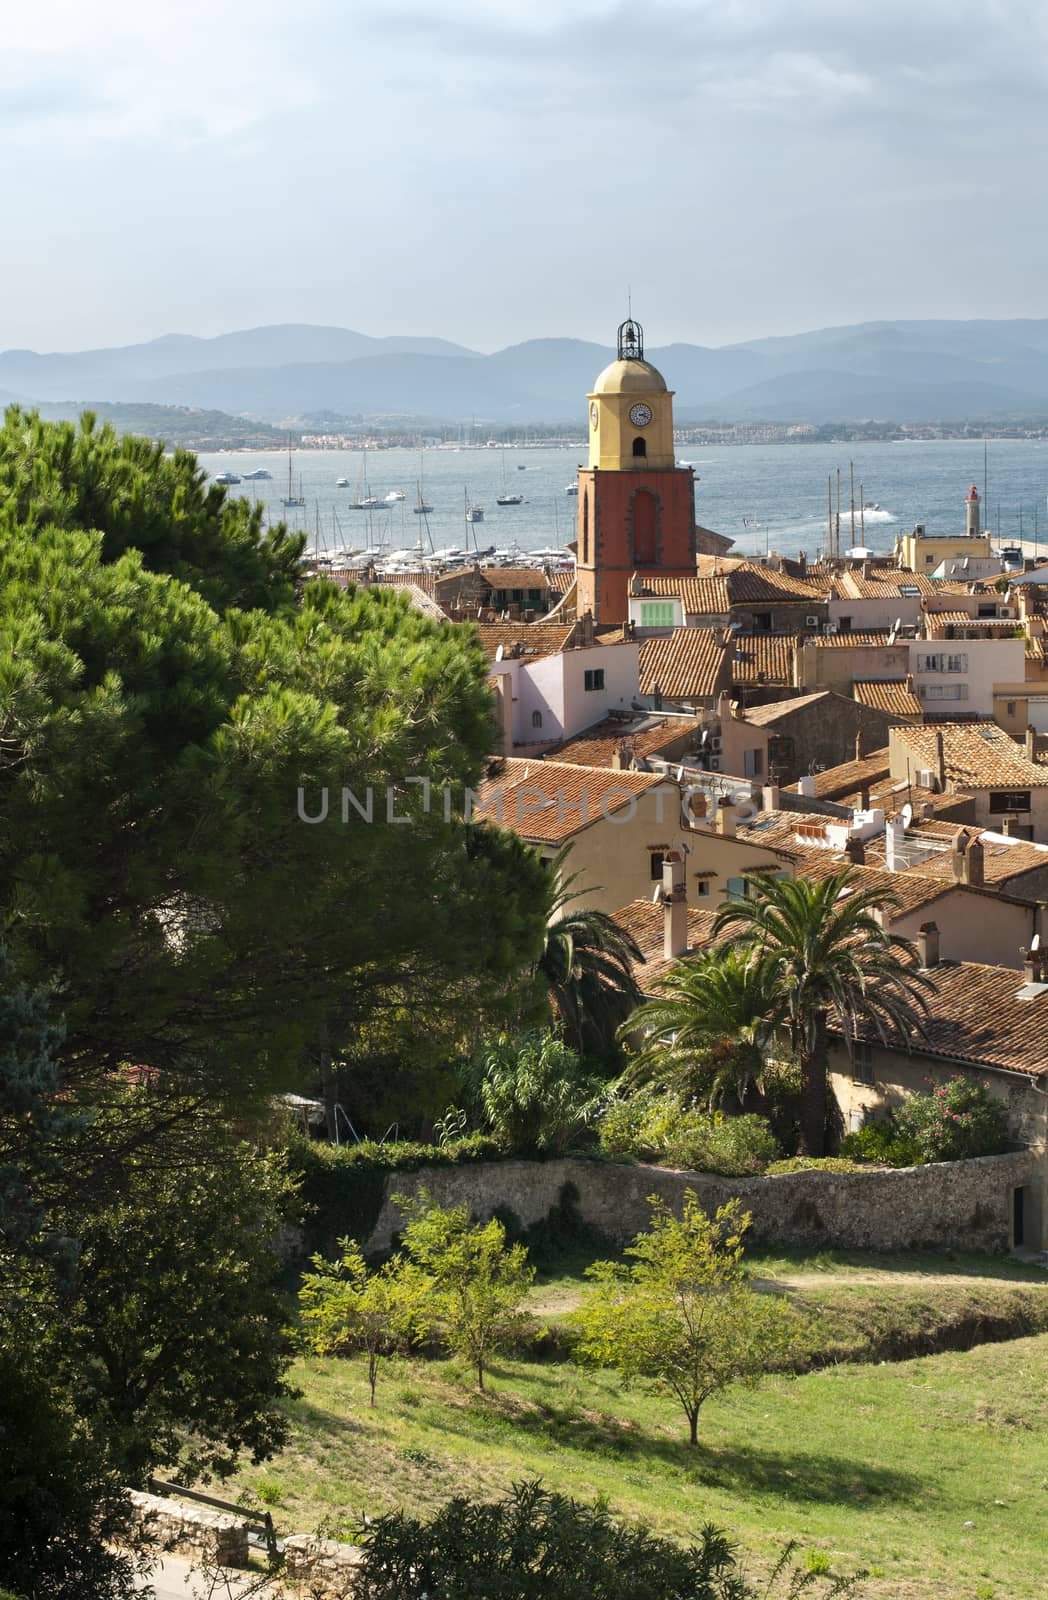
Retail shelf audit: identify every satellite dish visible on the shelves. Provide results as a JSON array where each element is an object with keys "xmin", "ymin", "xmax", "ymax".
[
  {"xmin": 901, "ymin": 803, "xmax": 913, "ymax": 827},
  {"xmin": 494, "ymin": 644, "xmax": 504, "ymax": 661},
  {"xmin": 675, "ymin": 765, "xmax": 684, "ymax": 781},
  {"xmin": 1032, "ymin": 933, "xmax": 1041, "ymax": 952},
  {"xmin": 894, "ymin": 617, "xmax": 902, "ymax": 632},
  {"xmin": 652, "ymin": 884, "xmax": 662, "ymax": 903}
]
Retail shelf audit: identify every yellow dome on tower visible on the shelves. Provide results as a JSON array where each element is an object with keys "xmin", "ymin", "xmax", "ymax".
[{"xmin": 591, "ymin": 357, "xmax": 668, "ymax": 395}]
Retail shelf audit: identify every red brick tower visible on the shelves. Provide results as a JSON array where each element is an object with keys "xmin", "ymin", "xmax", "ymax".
[{"xmin": 575, "ymin": 318, "xmax": 697, "ymax": 625}]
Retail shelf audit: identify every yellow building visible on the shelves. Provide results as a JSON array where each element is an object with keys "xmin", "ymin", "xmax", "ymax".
[{"xmin": 894, "ymin": 485, "xmax": 992, "ymax": 570}]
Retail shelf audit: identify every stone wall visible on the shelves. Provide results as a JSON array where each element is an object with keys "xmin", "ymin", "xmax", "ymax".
[
  {"xmin": 284, "ymin": 1535, "xmax": 363, "ymax": 1598},
  {"xmin": 364, "ymin": 1149, "xmax": 1042, "ymax": 1257},
  {"xmin": 126, "ymin": 1489, "xmax": 249, "ymax": 1567}
]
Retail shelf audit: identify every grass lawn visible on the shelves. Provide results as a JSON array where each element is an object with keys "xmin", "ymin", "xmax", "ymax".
[{"xmin": 236, "ymin": 1338, "xmax": 1048, "ymax": 1599}]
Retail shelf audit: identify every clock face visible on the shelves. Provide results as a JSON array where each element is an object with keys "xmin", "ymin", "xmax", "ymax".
[
  {"xmin": 629, "ymin": 402, "xmax": 653, "ymax": 427},
  {"xmin": 590, "ymin": 402, "xmax": 598, "ymax": 429}
]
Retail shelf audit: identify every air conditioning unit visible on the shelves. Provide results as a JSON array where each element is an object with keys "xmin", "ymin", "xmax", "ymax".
[
  {"xmin": 710, "ymin": 735, "xmax": 723, "ymax": 752},
  {"xmin": 709, "ymin": 756, "xmax": 721, "ymax": 771},
  {"xmin": 805, "ymin": 615, "xmax": 820, "ymax": 627},
  {"xmin": 916, "ymin": 768, "xmax": 937, "ymax": 790}
]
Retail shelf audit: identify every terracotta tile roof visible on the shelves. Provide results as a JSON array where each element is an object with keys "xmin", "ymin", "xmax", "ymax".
[
  {"xmin": 730, "ymin": 634, "xmax": 796, "ymax": 687},
  {"xmin": 474, "ymin": 758, "xmax": 667, "ymax": 843},
  {"xmin": 471, "ymin": 622, "xmax": 577, "ymax": 662},
  {"xmin": 547, "ymin": 568, "xmax": 576, "ymax": 595},
  {"xmin": 737, "ymin": 810, "xmax": 841, "ymax": 850},
  {"xmin": 612, "ymin": 900, "xmax": 722, "ymax": 989},
  {"xmin": 924, "ymin": 610, "xmax": 984, "ymax": 634},
  {"xmin": 553, "ymin": 715, "xmax": 705, "ymax": 769},
  {"xmin": 849, "ymin": 958, "xmax": 1048, "ymax": 1078},
  {"xmin": 639, "ymin": 628, "xmax": 732, "ymax": 700},
  {"xmin": 897, "ymin": 830, "xmax": 1048, "ymax": 888},
  {"xmin": 893, "ymin": 725, "xmax": 1048, "ymax": 790},
  {"xmin": 726, "ymin": 564, "xmax": 828, "ymax": 605},
  {"xmin": 835, "ymin": 569, "xmax": 939, "ymax": 600},
  {"xmin": 787, "ymin": 748, "xmax": 891, "ymax": 802},
  {"xmin": 785, "ymin": 845, "xmax": 1033, "ymax": 917},
  {"xmin": 399, "ymin": 584, "xmax": 448, "ymax": 622},
  {"xmin": 639, "ymin": 573, "xmax": 731, "ymax": 615},
  {"xmin": 740, "ymin": 691, "xmax": 831, "ymax": 726},
  {"xmin": 695, "ymin": 554, "xmax": 746, "ymax": 576},
  {"xmin": 801, "ymin": 630, "xmax": 895, "ymax": 648},
  {"xmin": 376, "ymin": 570, "xmax": 437, "ymax": 595},
  {"xmin": 478, "ymin": 567, "xmax": 550, "ymax": 589},
  {"xmin": 1027, "ymin": 637, "xmax": 1047, "ymax": 664},
  {"xmin": 864, "ymin": 776, "xmax": 977, "ymax": 822},
  {"xmin": 853, "ymin": 680, "xmax": 924, "ymax": 717}
]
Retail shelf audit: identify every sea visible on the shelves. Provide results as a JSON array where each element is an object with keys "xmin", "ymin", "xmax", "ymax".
[{"xmin": 195, "ymin": 439, "xmax": 1048, "ymax": 565}]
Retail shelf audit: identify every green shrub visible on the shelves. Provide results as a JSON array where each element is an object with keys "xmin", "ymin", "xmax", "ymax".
[
  {"xmin": 766, "ymin": 1156, "xmax": 862, "ymax": 1175},
  {"xmin": 598, "ymin": 1090, "xmax": 779, "ymax": 1176},
  {"xmin": 895, "ymin": 1075, "xmax": 1009, "ymax": 1163},
  {"xmin": 462, "ymin": 1032, "xmax": 606, "ymax": 1157},
  {"xmin": 839, "ymin": 1120, "xmax": 922, "ymax": 1167},
  {"xmin": 286, "ymin": 1133, "xmax": 503, "ymax": 1256},
  {"xmin": 841, "ymin": 1078, "xmax": 1009, "ymax": 1168}
]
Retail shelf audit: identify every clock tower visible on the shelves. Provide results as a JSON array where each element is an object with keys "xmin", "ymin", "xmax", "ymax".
[{"xmin": 575, "ymin": 318, "xmax": 697, "ymax": 624}]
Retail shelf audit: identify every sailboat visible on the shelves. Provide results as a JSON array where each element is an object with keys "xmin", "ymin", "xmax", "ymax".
[
  {"xmin": 282, "ymin": 438, "xmax": 306, "ymax": 508},
  {"xmin": 413, "ymin": 453, "xmax": 434, "ymax": 515},
  {"xmin": 496, "ymin": 445, "xmax": 524, "ymax": 506}
]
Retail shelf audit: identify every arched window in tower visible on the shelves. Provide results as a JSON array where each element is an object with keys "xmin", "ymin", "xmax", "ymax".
[
  {"xmin": 632, "ymin": 437, "xmax": 647, "ymax": 458},
  {"xmin": 582, "ymin": 491, "xmax": 590, "ymax": 564},
  {"xmin": 631, "ymin": 489, "xmax": 657, "ymax": 566}
]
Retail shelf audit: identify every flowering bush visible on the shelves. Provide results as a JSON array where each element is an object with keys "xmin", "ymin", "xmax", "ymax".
[
  {"xmin": 893, "ymin": 1076, "xmax": 1009, "ymax": 1164},
  {"xmin": 598, "ymin": 1089, "xmax": 780, "ymax": 1176}
]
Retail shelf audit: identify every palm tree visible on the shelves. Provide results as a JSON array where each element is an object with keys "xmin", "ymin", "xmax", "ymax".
[
  {"xmin": 619, "ymin": 946, "xmax": 778, "ymax": 1111},
  {"xmin": 539, "ymin": 854, "xmax": 643, "ymax": 1059},
  {"xmin": 712, "ymin": 869, "xmax": 932, "ymax": 1156}
]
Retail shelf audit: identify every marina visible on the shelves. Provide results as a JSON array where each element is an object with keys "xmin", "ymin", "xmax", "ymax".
[{"xmin": 200, "ymin": 437, "xmax": 1048, "ymax": 568}]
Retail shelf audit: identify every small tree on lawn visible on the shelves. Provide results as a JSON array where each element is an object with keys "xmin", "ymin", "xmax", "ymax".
[
  {"xmin": 299, "ymin": 1241, "xmax": 431, "ymax": 1407},
  {"xmin": 572, "ymin": 1193, "xmax": 802, "ymax": 1446},
  {"xmin": 397, "ymin": 1193, "xmax": 534, "ymax": 1391}
]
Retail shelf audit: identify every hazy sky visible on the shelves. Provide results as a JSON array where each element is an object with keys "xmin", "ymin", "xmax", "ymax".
[{"xmin": 5, "ymin": 0, "xmax": 1048, "ymax": 352}]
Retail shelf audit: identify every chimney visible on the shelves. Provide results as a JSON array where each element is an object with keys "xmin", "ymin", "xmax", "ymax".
[
  {"xmin": 715, "ymin": 799, "xmax": 737, "ymax": 838},
  {"xmin": 579, "ymin": 609, "xmax": 595, "ymax": 646},
  {"xmin": 762, "ymin": 783, "xmax": 781, "ymax": 812},
  {"xmin": 1002, "ymin": 815, "xmax": 1019, "ymax": 838},
  {"xmin": 611, "ymin": 740, "xmax": 630, "ymax": 772},
  {"xmin": 1020, "ymin": 947, "xmax": 1041, "ymax": 986},
  {"xmin": 662, "ymin": 851, "xmax": 688, "ymax": 961},
  {"xmin": 935, "ymin": 728, "xmax": 946, "ymax": 791},
  {"xmin": 844, "ymin": 835, "xmax": 866, "ymax": 866},
  {"xmin": 855, "ymin": 727, "xmax": 867, "ymax": 761},
  {"xmin": 797, "ymin": 773, "xmax": 816, "ymax": 798},
  {"xmin": 916, "ymin": 921, "xmax": 940, "ymax": 969},
  {"xmin": 797, "ymin": 550, "xmax": 807, "ymax": 574},
  {"xmin": 1026, "ymin": 725, "xmax": 1038, "ymax": 764},
  {"xmin": 964, "ymin": 835, "xmax": 985, "ymax": 887},
  {"xmin": 629, "ymin": 573, "xmax": 643, "ymax": 596},
  {"xmin": 950, "ymin": 829, "xmax": 969, "ymax": 882}
]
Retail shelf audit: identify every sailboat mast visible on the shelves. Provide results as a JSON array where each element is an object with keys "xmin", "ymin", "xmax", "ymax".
[
  {"xmin": 859, "ymin": 483, "xmax": 865, "ymax": 543},
  {"xmin": 849, "ymin": 461, "xmax": 856, "ymax": 547},
  {"xmin": 835, "ymin": 467, "xmax": 841, "ymax": 560},
  {"xmin": 827, "ymin": 475, "xmax": 832, "ymax": 560}
]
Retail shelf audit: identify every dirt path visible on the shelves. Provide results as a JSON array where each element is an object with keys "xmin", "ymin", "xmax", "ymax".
[{"xmin": 528, "ymin": 1265, "xmax": 1048, "ymax": 1318}]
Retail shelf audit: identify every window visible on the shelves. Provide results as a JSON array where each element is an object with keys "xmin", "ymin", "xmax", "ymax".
[
  {"xmin": 695, "ymin": 880, "xmax": 711, "ymax": 897},
  {"xmin": 744, "ymin": 748, "xmax": 764, "ymax": 777},
  {"xmin": 989, "ymin": 791, "xmax": 1031, "ymax": 813},
  {"xmin": 531, "ymin": 710, "xmax": 543, "ymax": 729},
  {"xmin": 753, "ymin": 611, "xmax": 772, "ymax": 632},
  {"xmin": 726, "ymin": 876, "xmax": 747, "ymax": 900},
  {"xmin": 898, "ymin": 584, "xmax": 921, "ymax": 598},
  {"xmin": 917, "ymin": 652, "xmax": 967, "ymax": 673},
  {"xmin": 583, "ymin": 668, "xmax": 605, "ymax": 692},
  {"xmin": 1007, "ymin": 700, "xmax": 1017, "ymax": 717},
  {"xmin": 511, "ymin": 589, "xmax": 523, "ymax": 604},
  {"xmin": 838, "ymin": 616, "xmax": 852, "ymax": 633},
  {"xmin": 852, "ymin": 1041, "xmax": 874, "ymax": 1085},
  {"xmin": 918, "ymin": 683, "xmax": 968, "ymax": 701},
  {"xmin": 650, "ymin": 851, "xmax": 667, "ymax": 881},
  {"xmin": 639, "ymin": 600, "xmax": 676, "ymax": 627},
  {"xmin": 978, "ymin": 604, "xmax": 996, "ymax": 618},
  {"xmin": 631, "ymin": 489, "xmax": 657, "ymax": 566},
  {"xmin": 632, "ymin": 436, "xmax": 647, "ymax": 458}
]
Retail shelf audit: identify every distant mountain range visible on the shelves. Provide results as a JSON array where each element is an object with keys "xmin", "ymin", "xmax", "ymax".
[{"xmin": 7, "ymin": 319, "xmax": 1048, "ymax": 424}]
